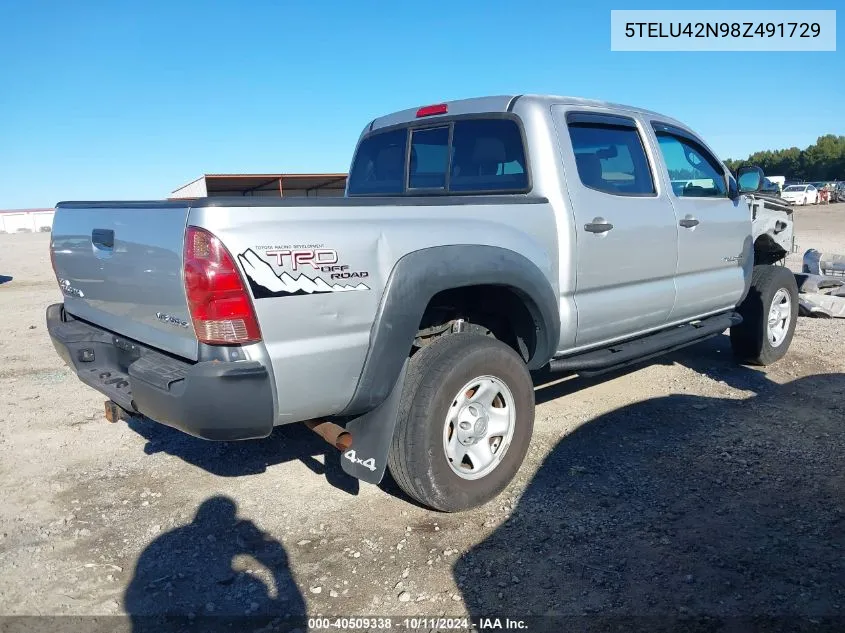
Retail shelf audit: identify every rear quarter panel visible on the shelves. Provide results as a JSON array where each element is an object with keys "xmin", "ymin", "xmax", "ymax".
[{"xmin": 189, "ymin": 202, "xmax": 558, "ymax": 424}]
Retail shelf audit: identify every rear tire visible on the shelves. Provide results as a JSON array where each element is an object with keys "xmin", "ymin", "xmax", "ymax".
[
  {"xmin": 388, "ymin": 333, "xmax": 534, "ymax": 512},
  {"xmin": 730, "ymin": 265, "xmax": 798, "ymax": 366}
]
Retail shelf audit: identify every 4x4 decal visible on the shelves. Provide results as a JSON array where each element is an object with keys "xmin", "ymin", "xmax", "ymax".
[{"xmin": 343, "ymin": 449, "xmax": 377, "ymax": 472}]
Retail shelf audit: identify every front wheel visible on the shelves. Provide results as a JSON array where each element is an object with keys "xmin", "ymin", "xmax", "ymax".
[
  {"xmin": 388, "ymin": 333, "xmax": 534, "ymax": 512},
  {"xmin": 730, "ymin": 265, "xmax": 798, "ymax": 366}
]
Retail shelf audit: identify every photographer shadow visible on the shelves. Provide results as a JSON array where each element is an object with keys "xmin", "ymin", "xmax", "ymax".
[{"xmin": 124, "ymin": 495, "xmax": 306, "ymax": 633}]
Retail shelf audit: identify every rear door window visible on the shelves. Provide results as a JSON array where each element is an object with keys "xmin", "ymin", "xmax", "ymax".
[{"xmin": 567, "ymin": 117, "xmax": 655, "ymax": 196}]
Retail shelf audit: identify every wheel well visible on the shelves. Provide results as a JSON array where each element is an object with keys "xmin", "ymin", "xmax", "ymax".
[
  {"xmin": 414, "ymin": 285, "xmax": 538, "ymax": 363},
  {"xmin": 754, "ymin": 234, "xmax": 788, "ymax": 266}
]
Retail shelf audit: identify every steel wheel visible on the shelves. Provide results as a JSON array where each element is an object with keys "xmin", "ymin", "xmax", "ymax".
[
  {"xmin": 767, "ymin": 288, "xmax": 791, "ymax": 348},
  {"xmin": 443, "ymin": 375, "xmax": 516, "ymax": 480},
  {"xmin": 388, "ymin": 333, "xmax": 535, "ymax": 512}
]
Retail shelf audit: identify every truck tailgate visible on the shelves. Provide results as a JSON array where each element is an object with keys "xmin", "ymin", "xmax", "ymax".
[{"xmin": 50, "ymin": 203, "xmax": 198, "ymax": 361}]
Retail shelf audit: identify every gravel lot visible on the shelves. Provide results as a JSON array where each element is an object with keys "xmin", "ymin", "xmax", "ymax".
[{"xmin": 0, "ymin": 204, "xmax": 843, "ymax": 632}]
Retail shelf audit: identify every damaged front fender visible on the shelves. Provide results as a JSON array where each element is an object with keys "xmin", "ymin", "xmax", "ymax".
[{"xmin": 749, "ymin": 194, "xmax": 795, "ymax": 265}]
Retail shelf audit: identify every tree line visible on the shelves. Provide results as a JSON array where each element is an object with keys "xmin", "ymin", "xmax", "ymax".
[{"xmin": 724, "ymin": 134, "xmax": 845, "ymax": 182}]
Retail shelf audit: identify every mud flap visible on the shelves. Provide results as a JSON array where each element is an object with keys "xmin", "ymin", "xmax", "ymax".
[{"xmin": 340, "ymin": 360, "xmax": 408, "ymax": 484}]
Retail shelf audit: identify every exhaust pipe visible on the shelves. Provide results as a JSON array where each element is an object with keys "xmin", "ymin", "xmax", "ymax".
[{"xmin": 304, "ymin": 420, "xmax": 352, "ymax": 451}]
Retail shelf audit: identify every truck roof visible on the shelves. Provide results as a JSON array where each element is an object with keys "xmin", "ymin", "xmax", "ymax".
[{"xmin": 368, "ymin": 94, "xmax": 687, "ymax": 132}]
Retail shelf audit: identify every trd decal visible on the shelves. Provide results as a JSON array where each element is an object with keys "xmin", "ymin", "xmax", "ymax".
[
  {"xmin": 238, "ymin": 249, "xmax": 370, "ymax": 298},
  {"xmin": 264, "ymin": 248, "xmax": 338, "ymax": 270}
]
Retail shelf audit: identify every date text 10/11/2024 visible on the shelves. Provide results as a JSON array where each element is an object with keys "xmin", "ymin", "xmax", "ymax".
[{"xmin": 308, "ymin": 617, "xmax": 529, "ymax": 630}]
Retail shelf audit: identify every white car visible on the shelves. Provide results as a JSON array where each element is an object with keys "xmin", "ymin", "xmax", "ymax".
[{"xmin": 781, "ymin": 184, "xmax": 819, "ymax": 205}]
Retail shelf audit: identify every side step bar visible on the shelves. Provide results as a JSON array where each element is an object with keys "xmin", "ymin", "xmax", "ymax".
[{"xmin": 548, "ymin": 312, "xmax": 742, "ymax": 377}]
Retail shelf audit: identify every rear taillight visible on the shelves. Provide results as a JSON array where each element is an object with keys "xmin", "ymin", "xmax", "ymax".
[{"xmin": 183, "ymin": 226, "xmax": 261, "ymax": 345}]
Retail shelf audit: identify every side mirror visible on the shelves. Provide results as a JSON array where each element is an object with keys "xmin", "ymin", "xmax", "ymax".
[{"xmin": 737, "ymin": 165, "xmax": 764, "ymax": 193}]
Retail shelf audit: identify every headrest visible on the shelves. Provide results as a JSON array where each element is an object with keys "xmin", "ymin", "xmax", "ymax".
[
  {"xmin": 471, "ymin": 137, "xmax": 507, "ymax": 165},
  {"xmin": 375, "ymin": 145, "xmax": 403, "ymax": 179}
]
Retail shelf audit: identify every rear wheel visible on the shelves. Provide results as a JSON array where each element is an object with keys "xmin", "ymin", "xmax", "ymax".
[
  {"xmin": 388, "ymin": 333, "xmax": 534, "ymax": 512},
  {"xmin": 730, "ymin": 265, "xmax": 798, "ymax": 365}
]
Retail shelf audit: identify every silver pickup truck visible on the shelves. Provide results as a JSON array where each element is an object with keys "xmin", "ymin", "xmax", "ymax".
[{"xmin": 47, "ymin": 95, "xmax": 797, "ymax": 512}]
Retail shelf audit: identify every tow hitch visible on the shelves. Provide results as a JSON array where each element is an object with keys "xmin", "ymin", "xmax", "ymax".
[{"xmin": 104, "ymin": 400, "xmax": 131, "ymax": 423}]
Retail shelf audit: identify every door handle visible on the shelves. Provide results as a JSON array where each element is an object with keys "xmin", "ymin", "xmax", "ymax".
[
  {"xmin": 91, "ymin": 228, "xmax": 115, "ymax": 250},
  {"xmin": 584, "ymin": 218, "xmax": 614, "ymax": 233},
  {"xmin": 679, "ymin": 217, "xmax": 700, "ymax": 228}
]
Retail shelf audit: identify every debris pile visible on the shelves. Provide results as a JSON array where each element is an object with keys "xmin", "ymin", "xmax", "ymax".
[{"xmin": 797, "ymin": 250, "xmax": 845, "ymax": 318}]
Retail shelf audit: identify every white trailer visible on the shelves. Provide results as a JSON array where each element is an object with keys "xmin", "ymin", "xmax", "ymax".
[{"xmin": 0, "ymin": 209, "xmax": 55, "ymax": 233}]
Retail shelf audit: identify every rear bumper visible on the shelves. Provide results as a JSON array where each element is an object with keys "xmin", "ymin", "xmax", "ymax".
[{"xmin": 46, "ymin": 303, "xmax": 274, "ymax": 441}]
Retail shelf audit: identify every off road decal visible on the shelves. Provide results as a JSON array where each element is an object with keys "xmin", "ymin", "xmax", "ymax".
[{"xmin": 238, "ymin": 248, "xmax": 370, "ymax": 298}]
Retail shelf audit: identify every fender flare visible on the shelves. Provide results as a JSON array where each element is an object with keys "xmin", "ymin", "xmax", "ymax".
[{"xmin": 340, "ymin": 245, "xmax": 560, "ymax": 416}]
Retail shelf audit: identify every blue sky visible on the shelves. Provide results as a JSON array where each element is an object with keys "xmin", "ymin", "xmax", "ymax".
[{"xmin": 0, "ymin": 0, "xmax": 841, "ymax": 208}]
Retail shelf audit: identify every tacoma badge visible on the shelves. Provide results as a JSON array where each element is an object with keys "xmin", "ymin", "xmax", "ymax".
[
  {"xmin": 58, "ymin": 279, "xmax": 85, "ymax": 298},
  {"xmin": 155, "ymin": 312, "xmax": 189, "ymax": 328}
]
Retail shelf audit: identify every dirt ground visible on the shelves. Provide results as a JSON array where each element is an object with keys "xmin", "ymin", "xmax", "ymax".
[{"xmin": 0, "ymin": 204, "xmax": 843, "ymax": 632}]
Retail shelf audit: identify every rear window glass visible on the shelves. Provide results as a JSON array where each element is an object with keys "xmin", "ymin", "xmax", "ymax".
[
  {"xmin": 449, "ymin": 119, "xmax": 527, "ymax": 192},
  {"xmin": 347, "ymin": 129, "xmax": 407, "ymax": 195},
  {"xmin": 347, "ymin": 118, "xmax": 528, "ymax": 195},
  {"xmin": 409, "ymin": 126, "xmax": 449, "ymax": 189}
]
